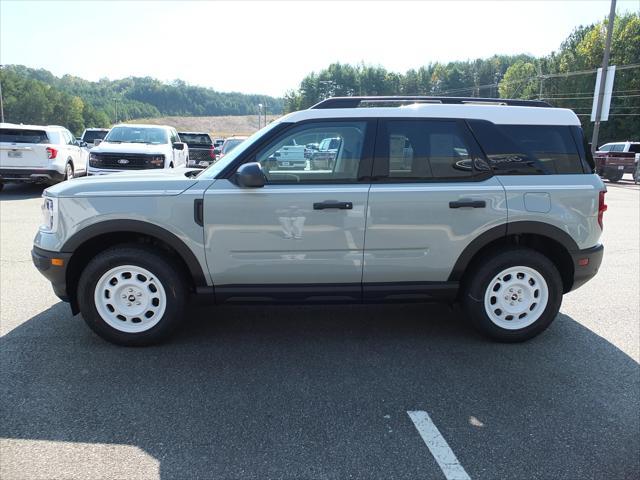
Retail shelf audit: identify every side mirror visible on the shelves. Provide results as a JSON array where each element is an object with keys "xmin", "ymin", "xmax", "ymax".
[
  {"xmin": 94, "ymin": 139, "xmax": 102, "ymax": 146},
  {"xmin": 236, "ymin": 162, "xmax": 266, "ymax": 188},
  {"xmin": 79, "ymin": 141, "xmax": 88, "ymax": 147},
  {"xmin": 173, "ymin": 142, "xmax": 185, "ymax": 150}
]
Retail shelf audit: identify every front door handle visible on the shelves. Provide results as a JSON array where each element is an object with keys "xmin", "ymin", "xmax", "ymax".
[
  {"xmin": 313, "ymin": 200, "xmax": 353, "ymax": 210},
  {"xmin": 449, "ymin": 199, "xmax": 486, "ymax": 209}
]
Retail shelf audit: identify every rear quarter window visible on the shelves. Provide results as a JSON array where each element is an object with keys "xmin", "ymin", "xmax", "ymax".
[
  {"xmin": 468, "ymin": 121, "xmax": 585, "ymax": 175},
  {"xmin": 0, "ymin": 129, "xmax": 49, "ymax": 144}
]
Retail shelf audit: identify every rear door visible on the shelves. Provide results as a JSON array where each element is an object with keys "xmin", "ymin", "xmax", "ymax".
[
  {"xmin": 363, "ymin": 119, "xmax": 507, "ymax": 298},
  {"xmin": 0, "ymin": 127, "xmax": 50, "ymax": 168},
  {"xmin": 203, "ymin": 119, "xmax": 375, "ymax": 302}
]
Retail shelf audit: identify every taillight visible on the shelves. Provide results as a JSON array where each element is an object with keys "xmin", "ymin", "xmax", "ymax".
[
  {"xmin": 46, "ymin": 147, "xmax": 57, "ymax": 159},
  {"xmin": 598, "ymin": 190, "xmax": 607, "ymax": 229},
  {"xmin": 209, "ymin": 146, "xmax": 216, "ymax": 159}
]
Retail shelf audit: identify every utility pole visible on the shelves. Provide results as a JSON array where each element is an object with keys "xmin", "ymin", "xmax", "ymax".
[
  {"xmin": 538, "ymin": 62, "xmax": 544, "ymax": 100},
  {"xmin": 0, "ymin": 64, "xmax": 5, "ymax": 123},
  {"xmin": 263, "ymin": 99, "xmax": 267, "ymax": 126},
  {"xmin": 114, "ymin": 99, "xmax": 118, "ymax": 124},
  {"xmin": 591, "ymin": 0, "xmax": 616, "ymax": 154},
  {"xmin": 257, "ymin": 103, "xmax": 262, "ymax": 129}
]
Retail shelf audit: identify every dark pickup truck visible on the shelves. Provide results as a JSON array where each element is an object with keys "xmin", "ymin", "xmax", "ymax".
[
  {"xmin": 594, "ymin": 141, "xmax": 640, "ymax": 182},
  {"xmin": 179, "ymin": 131, "xmax": 216, "ymax": 168}
]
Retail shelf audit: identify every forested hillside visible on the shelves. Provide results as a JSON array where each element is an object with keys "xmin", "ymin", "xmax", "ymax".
[
  {"xmin": 284, "ymin": 12, "xmax": 639, "ymax": 143},
  {"xmin": 0, "ymin": 65, "xmax": 284, "ymax": 134}
]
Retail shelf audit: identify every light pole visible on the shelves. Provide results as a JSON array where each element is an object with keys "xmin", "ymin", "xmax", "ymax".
[
  {"xmin": 257, "ymin": 103, "xmax": 263, "ymax": 129},
  {"xmin": 114, "ymin": 98, "xmax": 118, "ymax": 124}
]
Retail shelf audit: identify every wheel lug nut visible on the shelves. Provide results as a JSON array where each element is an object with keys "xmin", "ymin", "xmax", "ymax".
[
  {"xmin": 122, "ymin": 294, "xmax": 126, "ymax": 299},
  {"xmin": 137, "ymin": 292, "xmax": 142, "ymax": 297},
  {"xmin": 127, "ymin": 302, "xmax": 131, "ymax": 306},
  {"xmin": 136, "ymin": 301, "xmax": 140, "ymax": 305}
]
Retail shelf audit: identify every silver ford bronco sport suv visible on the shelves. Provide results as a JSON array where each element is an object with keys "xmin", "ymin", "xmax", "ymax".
[{"xmin": 32, "ymin": 96, "xmax": 606, "ymax": 346}]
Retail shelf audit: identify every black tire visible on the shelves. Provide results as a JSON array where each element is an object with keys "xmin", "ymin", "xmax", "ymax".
[
  {"xmin": 65, "ymin": 162, "xmax": 74, "ymax": 180},
  {"xmin": 77, "ymin": 245, "xmax": 187, "ymax": 346},
  {"xmin": 606, "ymin": 171, "xmax": 623, "ymax": 183},
  {"xmin": 461, "ymin": 247, "xmax": 563, "ymax": 342}
]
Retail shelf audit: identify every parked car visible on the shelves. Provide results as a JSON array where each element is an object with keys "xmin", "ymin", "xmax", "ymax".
[
  {"xmin": 310, "ymin": 137, "xmax": 341, "ymax": 169},
  {"xmin": 0, "ymin": 123, "xmax": 88, "ymax": 189},
  {"xmin": 87, "ymin": 124, "xmax": 188, "ymax": 175},
  {"xmin": 179, "ymin": 131, "xmax": 216, "ymax": 168},
  {"xmin": 80, "ymin": 128, "xmax": 110, "ymax": 149},
  {"xmin": 213, "ymin": 138, "xmax": 225, "ymax": 149},
  {"xmin": 594, "ymin": 141, "xmax": 640, "ymax": 182},
  {"xmin": 32, "ymin": 96, "xmax": 605, "ymax": 346},
  {"xmin": 217, "ymin": 136, "xmax": 247, "ymax": 160},
  {"xmin": 268, "ymin": 143, "xmax": 312, "ymax": 170}
]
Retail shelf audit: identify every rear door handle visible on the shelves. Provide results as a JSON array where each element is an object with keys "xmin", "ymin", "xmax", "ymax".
[
  {"xmin": 313, "ymin": 201, "xmax": 353, "ymax": 210},
  {"xmin": 449, "ymin": 199, "xmax": 486, "ymax": 209}
]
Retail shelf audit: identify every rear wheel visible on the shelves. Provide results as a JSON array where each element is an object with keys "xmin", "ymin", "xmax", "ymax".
[
  {"xmin": 77, "ymin": 245, "xmax": 187, "ymax": 346},
  {"xmin": 606, "ymin": 170, "xmax": 623, "ymax": 183},
  {"xmin": 462, "ymin": 248, "xmax": 563, "ymax": 342},
  {"xmin": 65, "ymin": 162, "xmax": 74, "ymax": 180}
]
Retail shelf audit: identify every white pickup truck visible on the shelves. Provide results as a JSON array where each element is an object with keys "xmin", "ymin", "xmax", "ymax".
[
  {"xmin": 88, "ymin": 124, "xmax": 188, "ymax": 175},
  {"xmin": 0, "ymin": 123, "xmax": 88, "ymax": 190}
]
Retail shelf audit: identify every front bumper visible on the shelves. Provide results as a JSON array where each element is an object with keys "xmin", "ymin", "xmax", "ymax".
[
  {"xmin": 31, "ymin": 246, "xmax": 72, "ymax": 301},
  {"xmin": 570, "ymin": 244, "xmax": 604, "ymax": 291},
  {"xmin": 0, "ymin": 169, "xmax": 65, "ymax": 184}
]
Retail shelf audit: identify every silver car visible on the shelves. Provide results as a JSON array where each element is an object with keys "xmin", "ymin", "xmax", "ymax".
[{"xmin": 32, "ymin": 96, "xmax": 606, "ymax": 346}]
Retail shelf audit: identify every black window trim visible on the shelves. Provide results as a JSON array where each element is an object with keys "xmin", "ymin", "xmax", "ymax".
[
  {"xmin": 371, "ymin": 117, "xmax": 493, "ymax": 183},
  {"xmin": 219, "ymin": 118, "xmax": 378, "ymax": 185}
]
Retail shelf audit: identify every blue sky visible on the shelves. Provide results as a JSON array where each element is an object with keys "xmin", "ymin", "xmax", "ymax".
[{"xmin": 1, "ymin": 0, "xmax": 638, "ymax": 96}]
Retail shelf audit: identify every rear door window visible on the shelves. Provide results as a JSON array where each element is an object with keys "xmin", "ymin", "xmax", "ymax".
[
  {"xmin": 468, "ymin": 121, "xmax": 585, "ymax": 174},
  {"xmin": 0, "ymin": 129, "xmax": 49, "ymax": 144},
  {"xmin": 374, "ymin": 119, "xmax": 483, "ymax": 180}
]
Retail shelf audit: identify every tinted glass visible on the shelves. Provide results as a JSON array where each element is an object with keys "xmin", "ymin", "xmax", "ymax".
[
  {"xmin": 377, "ymin": 120, "xmax": 477, "ymax": 179},
  {"xmin": 469, "ymin": 121, "xmax": 548, "ymax": 175},
  {"xmin": 105, "ymin": 126, "xmax": 168, "ymax": 144},
  {"xmin": 179, "ymin": 133, "xmax": 212, "ymax": 145},
  {"xmin": 629, "ymin": 144, "xmax": 640, "ymax": 154},
  {"xmin": 498, "ymin": 125, "xmax": 585, "ymax": 174},
  {"xmin": 0, "ymin": 129, "xmax": 49, "ymax": 143},
  {"xmin": 83, "ymin": 130, "xmax": 108, "ymax": 143},
  {"xmin": 254, "ymin": 121, "xmax": 367, "ymax": 183},
  {"xmin": 611, "ymin": 144, "xmax": 625, "ymax": 152}
]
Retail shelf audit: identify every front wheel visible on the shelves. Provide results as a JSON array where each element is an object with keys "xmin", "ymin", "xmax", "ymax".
[
  {"xmin": 77, "ymin": 245, "xmax": 187, "ymax": 346},
  {"xmin": 462, "ymin": 248, "xmax": 563, "ymax": 342}
]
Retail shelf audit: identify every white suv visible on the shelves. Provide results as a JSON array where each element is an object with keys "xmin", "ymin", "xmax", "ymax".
[
  {"xmin": 0, "ymin": 123, "xmax": 88, "ymax": 189},
  {"xmin": 88, "ymin": 124, "xmax": 188, "ymax": 175}
]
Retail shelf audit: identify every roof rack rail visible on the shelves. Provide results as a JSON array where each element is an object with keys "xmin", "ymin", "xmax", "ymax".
[{"xmin": 310, "ymin": 96, "xmax": 551, "ymax": 109}]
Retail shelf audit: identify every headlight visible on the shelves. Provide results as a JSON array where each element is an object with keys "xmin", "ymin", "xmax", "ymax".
[
  {"xmin": 40, "ymin": 196, "xmax": 58, "ymax": 233},
  {"xmin": 89, "ymin": 153, "xmax": 101, "ymax": 166},
  {"xmin": 148, "ymin": 155, "xmax": 165, "ymax": 168}
]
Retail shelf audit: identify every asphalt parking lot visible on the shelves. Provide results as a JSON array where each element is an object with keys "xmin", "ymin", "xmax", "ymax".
[{"xmin": 1, "ymin": 178, "xmax": 638, "ymax": 480}]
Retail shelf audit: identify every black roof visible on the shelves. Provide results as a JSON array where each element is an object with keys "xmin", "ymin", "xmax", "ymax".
[{"xmin": 310, "ymin": 96, "xmax": 551, "ymax": 109}]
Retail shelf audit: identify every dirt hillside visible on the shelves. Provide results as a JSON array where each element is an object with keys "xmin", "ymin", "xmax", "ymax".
[{"xmin": 127, "ymin": 115, "xmax": 282, "ymax": 138}]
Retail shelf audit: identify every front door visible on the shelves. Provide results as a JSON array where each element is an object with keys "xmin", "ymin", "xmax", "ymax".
[
  {"xmin": 363, "ymin": 118, "xmax": 507, "ymax": 299},
  {"xmin": 203, "ymin": 119, "xmax": 375, "ymax": 302}
]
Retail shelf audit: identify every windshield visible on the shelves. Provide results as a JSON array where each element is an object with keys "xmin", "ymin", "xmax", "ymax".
[
  {"xmin": 179, "ymin": 133, "xmax": 212, "ymax": 145},
  {"xmin": 221, "ymin": 138, "xmax": 245, "ymax": 153},
  {"xmin": 198, "ymin": 122, "xmax": 283, "ymax": 179},
  {"xmin": 83, "ymin": 130, "xmax": 108, "ymax": 143},
  {"xmin": 104, "ymin": 126, "xmax": 168, "ymax": 144}
]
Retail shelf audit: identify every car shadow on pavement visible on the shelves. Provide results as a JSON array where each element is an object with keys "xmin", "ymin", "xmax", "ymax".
[
  {"xmin": 1, "ymin": 302, "xmax": 638, "ymax": 479},
  {"xmin": 0, "ymin": 183, "xmax": 47, "ymax": 200}
]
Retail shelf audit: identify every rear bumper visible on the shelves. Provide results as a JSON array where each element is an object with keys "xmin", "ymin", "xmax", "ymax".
[
  {"xmin": 0, "ymin": 169, "xmax": 65, "ymax": 184},
  {"xmin": 570, "ymin": 244, "xmax": 604, "ymax": 292},
  {"xmin": 31, "ymin": 246, "xmax": 72, "ymax": 302}
]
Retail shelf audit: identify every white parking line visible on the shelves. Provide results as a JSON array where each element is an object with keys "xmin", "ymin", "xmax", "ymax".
[{"xmin": 407, "ymin": 410, "xmax": 471, "ymax": 480}]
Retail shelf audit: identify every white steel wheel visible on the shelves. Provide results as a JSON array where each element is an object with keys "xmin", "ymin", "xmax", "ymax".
[
  {"xmin": 483, "ymin": 266, "xmax": 549, "ymax": 330},
  {"xmin": 66, "ymin": 163, "xmax": 74, "ymax": 179},
  {"xmin": 93, "ymin": 265, "xmax": 167, "ymax": 333}
]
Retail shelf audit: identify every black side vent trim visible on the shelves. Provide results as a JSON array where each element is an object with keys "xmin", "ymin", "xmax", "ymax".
[{"xmin": 194, "ymin": 199, "xmax": 204, "ymax": 227}]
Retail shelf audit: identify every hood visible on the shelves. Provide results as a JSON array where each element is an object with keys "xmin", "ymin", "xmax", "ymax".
[
  {"xmin": 91, "ymin": 141, "xmax": 168, "ymax": 155},
  {"xmin": 45, "ymin": 168, "xmax": 205, "ymax": 198}
]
